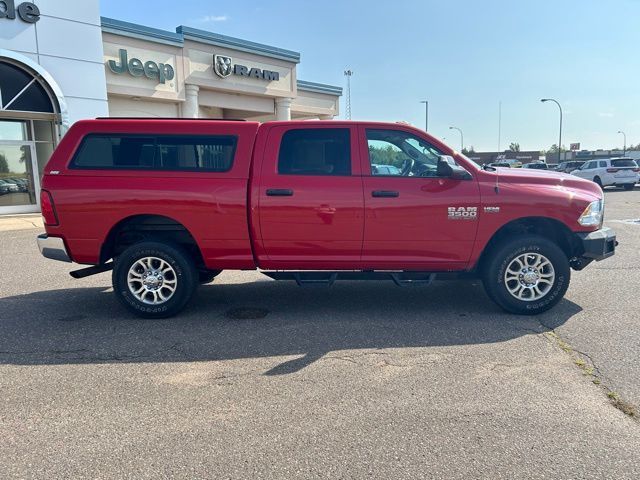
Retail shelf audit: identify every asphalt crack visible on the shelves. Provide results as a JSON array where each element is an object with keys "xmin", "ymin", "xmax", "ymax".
[{"xmin": 536, "ymin": 320, "xmax": 638, "ymax": 421}]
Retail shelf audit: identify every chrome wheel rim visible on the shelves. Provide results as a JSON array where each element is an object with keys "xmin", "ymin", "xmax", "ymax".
[
  {"xmin": 504, "ymin": 253, "xmax": 555, "ymax": 302},
  {"xmin": 127, "ymin": 257, "xmax": 177, "ymax": 305}
]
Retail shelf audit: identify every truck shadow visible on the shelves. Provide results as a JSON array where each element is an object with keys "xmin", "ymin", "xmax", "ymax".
[{"xmin": 0, "ymin": 279, "xmax": 582, "ymax": 374}]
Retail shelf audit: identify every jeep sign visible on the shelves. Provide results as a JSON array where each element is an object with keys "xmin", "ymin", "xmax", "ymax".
[
  {"xmin": 0, "ymin": 0, "xmax": 40, "ymax": 23},
  {"xmin": 107, "ymin": 49, "xmax": 175, "ymax": 84}
]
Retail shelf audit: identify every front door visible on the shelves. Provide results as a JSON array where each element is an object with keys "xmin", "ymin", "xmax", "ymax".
[
  {"xmin": 0, "ymin": 120, "xmax": 39, "ymax": 214},
  {"xmin": 359, "ymin": 126, "xmax": 480, "ymax": 270},
  {"xmin": 256, "ymin": 125, "xmax": 364, "ymax": 269}
]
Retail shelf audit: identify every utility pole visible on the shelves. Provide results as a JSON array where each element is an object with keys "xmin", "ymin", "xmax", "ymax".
[
  {"xmin": 344, "ymin": 70, "xmax": 353, "ymax": 120},
  {"xmin": 449, "ymin": 126, "xmax": 464, "ymax": 151},
  {"xmin": 541, "ymin": 98, "xmax": 563, "ymax": 163},
  {"xmin": 618, "ymin": 130, "xmax": 627, "ymax": 156},
  {"xmin": 420, "ymin": 100, "xmax": 429, "ymax": 132},
  {"xmin": 498, "ymin": 101, "xmax": 502, "ymax": 152}
]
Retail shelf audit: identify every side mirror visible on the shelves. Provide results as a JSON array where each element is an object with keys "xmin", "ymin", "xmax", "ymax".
[{"xmin": 437, "ymin": 156, "xmax": 472, "ymax": 180}]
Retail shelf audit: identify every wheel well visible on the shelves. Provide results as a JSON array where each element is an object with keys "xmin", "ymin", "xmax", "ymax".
[
  {"xmin": 477, "ymin": 217, "xmax": 579, "ymax": 271},
  {"xmin": 100, "ymin": 215, "xmax": 205, "ymax": 268}
]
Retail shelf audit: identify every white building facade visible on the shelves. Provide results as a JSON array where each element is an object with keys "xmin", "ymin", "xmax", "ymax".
[{"xmin": 0, "ymin": 0, "xmax": 342, "ymax": 215}]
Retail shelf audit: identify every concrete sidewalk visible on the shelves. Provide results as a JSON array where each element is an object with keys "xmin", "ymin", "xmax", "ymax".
[{"xmin": 0, "ymin": 214, "xmax": 44, "ymax": 232}]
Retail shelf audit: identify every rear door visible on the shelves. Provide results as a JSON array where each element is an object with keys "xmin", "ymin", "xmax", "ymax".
[
  {"xmin": 359, "ymin": 125, "xmax": 480, "ymax": 270},
  {"xmin": 255, "ymin": 124, "xmax": 364, "ymax": 269}
]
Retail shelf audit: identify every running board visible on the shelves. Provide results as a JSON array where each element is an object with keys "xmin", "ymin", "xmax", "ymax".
[
  {"xmin": 261, "ymin": 271, "xmax": 438, "ymax": 287},
  {"xmin": 69, "ymin": 262, "xmax": 114, "ymax": 279}
]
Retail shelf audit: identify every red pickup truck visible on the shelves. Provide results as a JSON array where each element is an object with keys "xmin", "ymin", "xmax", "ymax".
[{"xmin": 37, "ymin": 119, "xmax": 616, "ymax": 318}]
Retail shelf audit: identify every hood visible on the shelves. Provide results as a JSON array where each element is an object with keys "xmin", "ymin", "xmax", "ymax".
[{"xmin": 488, "ymin": 167, "xmax": 602, "ymax": 198}]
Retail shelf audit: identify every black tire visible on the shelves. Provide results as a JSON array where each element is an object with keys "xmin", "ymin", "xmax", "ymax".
[
  {"xmin": 112, "ymin": 241, "xmax": 198, "ymax": 319},
  {"xmin": 199, "ymin": 270, "xmax": 222, "ymax": 284},
  {"xmin": 482, "ymin": 235, "xmax": 570, "ymax": 315},
  {"xmin": 593, "ymin": 176, "xmax": 603, "ymax": 188},
  {"xmin": 623, "ymin": 184, "xmax": 634, "ymax": 191}
]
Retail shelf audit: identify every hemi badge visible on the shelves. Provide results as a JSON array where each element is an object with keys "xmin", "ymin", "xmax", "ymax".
[{"xmin": 484, "ymin": 206, "xmax": 500, "ymax": 213}]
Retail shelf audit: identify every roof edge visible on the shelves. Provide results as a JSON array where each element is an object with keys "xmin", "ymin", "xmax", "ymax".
[
  {"xmin": 297, "ymin": 80, "xmax": 343, "ymax": 96},
  {"xmin": 177, "ymin": 26, "xmax": 300, "ymax": 63},
  {"xmin": 101, "ymin": 17, "xmax": 184, "ymax": 47}
]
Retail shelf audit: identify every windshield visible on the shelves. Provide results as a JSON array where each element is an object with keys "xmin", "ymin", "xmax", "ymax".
[{"xmin": 611, "ymin": 159, "xmax": 636, "ymax": 168}]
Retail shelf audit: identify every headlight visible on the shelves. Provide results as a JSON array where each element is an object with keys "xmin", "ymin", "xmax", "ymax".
[{"xmin": 578, "ymin": 199, "xmax": 604, "ymax": 227}]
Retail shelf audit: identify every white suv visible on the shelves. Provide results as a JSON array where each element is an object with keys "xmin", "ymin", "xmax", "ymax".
[{"xmin": 570, "ymin": 158, "xmax": 639, "ymax": 190}]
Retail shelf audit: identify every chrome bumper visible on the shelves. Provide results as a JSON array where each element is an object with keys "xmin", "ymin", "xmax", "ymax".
[{"xmin": 37, "ymin": 234, "xmax": 71, "ymax": 263}]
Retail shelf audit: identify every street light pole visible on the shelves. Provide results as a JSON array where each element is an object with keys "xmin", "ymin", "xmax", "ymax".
[
  {"xmin": 541, "ymin": 98, "xmax": 563, "ymax": 163},
  {"xmin": 618, "ymin": 130, "xmax": 626, "ymax": 157},
  {"xmin": 449, "ymin": 126, "xmax": 464, "ymax": 151},
  {"xmin": 420, "ymin": 100, "xmax": 429, "ymax": 132}
]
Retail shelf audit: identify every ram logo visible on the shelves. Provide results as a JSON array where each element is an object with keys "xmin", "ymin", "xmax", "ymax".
[{"xmin": 448, "ymin": 206, "xmax": 478, "ymax": 220}]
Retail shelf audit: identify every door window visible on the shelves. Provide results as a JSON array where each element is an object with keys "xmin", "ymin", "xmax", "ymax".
[
  {"xmin": 366, "ymin": 129, "xmax": 446, "ymax": 177},
  {"xmin": 278, "ymin": 128, "xmax": 351, "ymax": 176}
]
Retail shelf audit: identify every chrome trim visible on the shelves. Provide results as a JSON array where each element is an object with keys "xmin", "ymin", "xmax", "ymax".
[{"xmin": 37, "ymin": 234, "xmax": 71, "ymax": 263}]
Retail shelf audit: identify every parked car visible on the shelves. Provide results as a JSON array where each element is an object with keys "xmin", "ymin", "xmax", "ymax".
[
  {"xmin": 523, "ymin": 162, "xmax": 549, "ymax": 170},
  {"xmin": 0, "ymin": 181, "xmax": 11, "ymax": 195},
  {"xmin": 0, "ymin": 179, "xmax": 20, "ymax": 193},
  {"xmin": 371, "ymin": 164, "xmax": 402, "ymax": 175},
  {"xmin": 7, "ymin": 177, "xmax": 28, "ymax": 192},
  {"xmin": 570, "ymin": 158, "xmax": 640, "ymax": 190},
  {"xmin": 486, "ymin": 162, "xmax": 511, "ymax": 168},
  {"xmin": 556, "ymin": 161, "xmax": 585, "ymax": 173},
  {"xmin": 503, "ymin": 159, "xmax": 522, "ymax": 168},
  {"xmin": 37, "ymin": 119, "xmax": 616, "ymax": 318}
]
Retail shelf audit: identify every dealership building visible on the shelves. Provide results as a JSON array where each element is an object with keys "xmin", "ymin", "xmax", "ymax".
[{"xmin": 0, "ymin": 0, "xmax": 342, "ymax": 215}]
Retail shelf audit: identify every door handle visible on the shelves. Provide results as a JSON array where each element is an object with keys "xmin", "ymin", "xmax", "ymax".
[
  {"xmin": 266, "ymin": 188, "xmax": 294, "ymax": 197},
  {"xmin": 372, "ymin": 190, "xmax": 399, "ymax": 198}
]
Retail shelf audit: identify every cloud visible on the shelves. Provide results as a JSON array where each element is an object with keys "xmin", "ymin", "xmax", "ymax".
[
  {"xmin": 598, "ymin": 112, "xmax": 614, "ymax": 118},
  {"xmin": 198, "ymin": 15, "xmax": 229, "ymax": 22}
]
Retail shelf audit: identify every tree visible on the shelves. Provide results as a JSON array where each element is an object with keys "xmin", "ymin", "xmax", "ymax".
[
  {"xmin": 547, "ymin": 144, "xmax": 567, "ymax": 154},
  {"xmin": 0, "ymin": 154, "xmax": 9, "ymax": 174},
  {"xmin": 508, "ymin": 142, "xmax": 520, "ymax": 152},
  {"xmin": 462, "ymin": 146, "xmax": 476, "ymax": 155}
]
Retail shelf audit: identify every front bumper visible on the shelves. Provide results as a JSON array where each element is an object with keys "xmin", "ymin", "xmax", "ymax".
[
  {"xmin": 576, "ymin": 227, "xmax": 617, "ymax": 261},
  {"xmin": 37, "ymin": 234, "xmax": 72, "ymax": 263}
]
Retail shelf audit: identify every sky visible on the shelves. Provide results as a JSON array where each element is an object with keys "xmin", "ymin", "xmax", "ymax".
[{"xmin": 100, "ymin": 0, "xmax": 640, "ymax": 152}]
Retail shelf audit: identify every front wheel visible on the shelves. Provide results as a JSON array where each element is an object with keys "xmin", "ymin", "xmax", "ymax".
[
  {"xmin": 593, "ymin": 176, "xmax": 603, "ymax": 188},
  {"xmin": 482, "ymin": 235, "xmax": 570, "ymax": 315},
  {"xmin": 623, "ymin": 184, "xmax": 634, "ymax": 191},
  {"xmin": 113, "ymin": 241, "xmax": 198, "ymax": 319}
]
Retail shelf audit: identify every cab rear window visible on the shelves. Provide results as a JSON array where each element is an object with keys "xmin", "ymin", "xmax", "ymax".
[
  {"xmin": 70, "ymin": 134, "xmax": 237, "ymax": 172},
  {"xmin": 611, "ymin": 159, "xmax": 636, "ymax": 168}
]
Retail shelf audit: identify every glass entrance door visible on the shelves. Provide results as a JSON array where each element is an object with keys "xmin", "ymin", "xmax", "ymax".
[{"xmin": 0, "ymin": 120, "xmax": 40, "ymax": 214}]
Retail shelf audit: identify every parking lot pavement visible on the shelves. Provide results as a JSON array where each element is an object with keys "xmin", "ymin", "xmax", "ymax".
[
  {"xmin": 1, "ymin": 193, "xmax": 640, "ymax": 479},
  {"xmin": 550, "ymin": 188, "xmax": 640, "ymax": 407}
]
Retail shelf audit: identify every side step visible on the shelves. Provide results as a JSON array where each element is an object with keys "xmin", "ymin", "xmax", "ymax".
[
  {"xmin": 69, "ymin": 262, "xmax": 114, "ymax": 279},
  {"xmin": 262, "ymin": 271, "xmax": 437, "ymax": 287}
]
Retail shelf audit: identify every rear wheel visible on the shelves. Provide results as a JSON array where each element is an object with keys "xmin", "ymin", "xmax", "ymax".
[
  {"xmin": 623, "ymin": 184, "xmax": 634, "ymax": 191},
  {"xmin": 482, "ymin": 235, "xmax": 570, "ymax": 315},
  {"xmin": 113, "ymin": 241, "xmax": 198, "ymax": 318}
]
